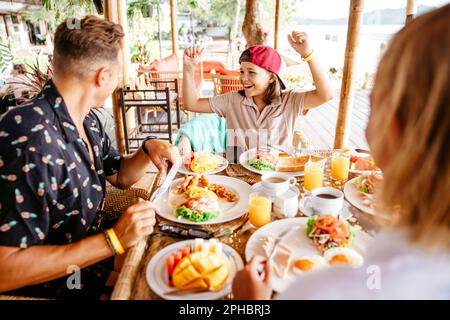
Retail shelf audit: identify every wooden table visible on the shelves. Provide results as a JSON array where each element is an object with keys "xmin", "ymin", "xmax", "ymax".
[{"xmin": 111, "ymin": 151, "xmax": 381, "ymax": 300}]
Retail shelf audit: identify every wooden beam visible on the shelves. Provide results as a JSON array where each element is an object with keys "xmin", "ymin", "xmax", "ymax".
[
  {"xmin": 104, "ymin": 0, "xmax": 130, "ymax": 154},
  {"xmin": 333, "ymin": 0, "xmax": 364, "ymax": 149},
  {"xmin": 274, "ymin": 0, "xmax": 281, "ymax": 50},
  {"xmin": 405, "ymin": 0, "xmax": 417, "ymax": 24},
  {"xmin": 2, "ymin": 15, "xmax": 10, "ymax": 38},
  {"xmin": 170, "ymin": 0, "xmax": 179, "ymax": 56}
]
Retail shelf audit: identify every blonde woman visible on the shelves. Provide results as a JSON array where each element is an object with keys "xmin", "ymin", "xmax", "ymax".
[{"xmin": 232, "ymin": 4, "xmax": 450, "ymax": 300}]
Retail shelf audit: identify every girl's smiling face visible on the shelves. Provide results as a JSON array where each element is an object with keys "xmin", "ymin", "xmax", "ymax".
[{"xmin": 240, "ymin": 62, "xmax": 274, "ymax": 98}]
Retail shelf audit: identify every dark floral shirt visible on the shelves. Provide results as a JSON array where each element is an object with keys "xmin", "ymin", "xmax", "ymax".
[{"xmin": 0, "ymin": 80, "xmax": 123, "ymax": 248}]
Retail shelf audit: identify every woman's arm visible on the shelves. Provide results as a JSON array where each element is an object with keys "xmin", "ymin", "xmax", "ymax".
[
  {"xmin": 182, "ymin": 46, "xmax": 213, "ymax": 113},
  {"xmin": 287, "ymin": 31, "xmax": 334, "ymax": 110}
]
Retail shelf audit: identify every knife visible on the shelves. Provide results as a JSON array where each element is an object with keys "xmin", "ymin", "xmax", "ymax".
[
  {"xmin": 157, "ymin": 223, "xmax": 213, "ymax": 239},
  {"xmin": 150, "ymin": 158, "xmax": 181, "ymax": 203}
]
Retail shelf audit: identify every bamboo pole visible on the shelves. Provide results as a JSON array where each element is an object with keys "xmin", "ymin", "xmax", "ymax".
[
  {"xmin": 170, "ymin": 0, "xmax": 179, "ymax": 56},
  {"xmin": 2, "ymin": 15, "xmax": 9, "ymax": 37},
  {"xmin": 274, "ymin": 0, "xmax": 281, "ymax": 50},
  {"xmin": 405, "ymin": 0, "xmax": 417, "ymax": 24},
  {"xmin": 104, "ymin": 0, "xmax": 129, "ymax": 154},
  {"xmin": 333, "ymin": 0, "xmax": 364, "ymax": 149}
]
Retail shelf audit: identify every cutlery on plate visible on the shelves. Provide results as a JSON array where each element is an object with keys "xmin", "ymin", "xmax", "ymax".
[{"xmin": 150, "ymin": 158, "xmax": 181, "ymax": 203}]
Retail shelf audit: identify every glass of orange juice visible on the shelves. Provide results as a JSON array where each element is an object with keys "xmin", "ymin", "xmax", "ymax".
[
  {"xmin": 303, "ymin": 160, "xmax": 324, "ymax": 192},
  {"xmin": 248, "ymin": 192, "xmax": 272, "ymax": 228},
  {"xmin": 331, "ymin": 151, "xmax": 350, "ymax": 182}
]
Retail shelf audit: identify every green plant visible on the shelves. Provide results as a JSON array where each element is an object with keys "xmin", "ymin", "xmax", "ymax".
[
  {"xmin": 0, "ymin": 38, "xmax": 14, "ymax": 75},
  {"xmin": 7, "ymin": 58, "xmax": 52, "ymax": 99}
]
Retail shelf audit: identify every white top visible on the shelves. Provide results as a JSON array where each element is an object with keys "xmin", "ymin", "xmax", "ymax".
[{"xmin": 277, "ymin": 229, "xmax": 450, "ymax": 300}]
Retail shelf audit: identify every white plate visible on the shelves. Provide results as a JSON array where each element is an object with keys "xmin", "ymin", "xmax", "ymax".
[
  {"xmin": 178, "ymin": 154, "xmax": 229, "ymax": 175},
  {"xmin": 146, "ymin": 239, "xmax": 244, "ymax": 300},
  {"xmin": 343, "ymin": 177, "xmax": 375, "ymax": 215},
  {"xmin": 298, "ymin": 197, "xmax": 353, "ymax": 221},
  {"xmin": 244, "ymin": 217, "xmax": 371, "ymax": 293},
  {"xmin": 154, "ymin": 175, "xmax": 252, "ymax": 225},
  {"xmin": 239, "ymin": 147, "xmax": 305, "ymax": 177}
]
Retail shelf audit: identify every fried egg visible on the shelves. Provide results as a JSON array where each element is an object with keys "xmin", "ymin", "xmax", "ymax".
[
  {"xmin": 186, "ymin": 186, "xmax": 218, "ymax": 201},
  {"xmin": 324, "ymin": 247, "xmax": 364, "ymax": 268},
  {"xmin": 292, "ymin": 255, "xmax": 327, "ymax": 275}
]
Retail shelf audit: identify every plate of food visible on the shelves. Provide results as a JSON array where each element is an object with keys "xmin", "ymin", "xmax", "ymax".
[
  {"xmin": 146, "ymin": 238, "xmax": 244, "ymax": 300},
  {"xmin": 239, "ymin": 147, "xmax": 324, "ymax": 177},
  {"xmin": 343, "ymin": 171, "xmax": 384, "ymax": 216},
  {"xmin": 178, "ymin": 151, "xmax": 228, "ymax": 175},
  {"xmin": 153, "ymin": 174, "xmax": 252, "ymax": 225},
  {"xmin": 245, "ymin": 216, "xmax": 371, "ymax": 293},
  {"xmin": 347, "ymin": 151, "xmax": 381, "ymax": 175}
]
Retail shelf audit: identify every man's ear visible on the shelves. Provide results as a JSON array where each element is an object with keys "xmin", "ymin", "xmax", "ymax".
[{"xmin": 95, "ymin": 67, "xmax": 110, "ymax": 87}]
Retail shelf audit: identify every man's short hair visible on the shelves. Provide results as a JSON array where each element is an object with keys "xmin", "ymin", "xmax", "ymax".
[{"xmin": 53, "ymin": 15, "xmax": 124, "ymax": 77}]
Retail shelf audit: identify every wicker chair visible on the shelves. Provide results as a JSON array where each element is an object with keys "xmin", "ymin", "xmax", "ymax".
[{"xmin": 211, "ymin": 74, "xmax": 243, "ymax": 96}]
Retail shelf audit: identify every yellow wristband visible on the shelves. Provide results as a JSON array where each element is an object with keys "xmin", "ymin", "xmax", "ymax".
[
  {"xmin": 302, "ymin": 50, "xmax": 315, "ymax": 62},
  {"xmin": 106, "ymin": 228, "xmax": 125, "ymax": 255}
]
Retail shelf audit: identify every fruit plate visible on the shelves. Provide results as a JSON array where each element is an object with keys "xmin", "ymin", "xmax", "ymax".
[
  {"xmin": 178, "ymin": 154, "xmax": 229, "ymax": 176},
  {"xmin": 153, "ymin": 175, "xmax": 252, "ymax": 225},
  {"xmin": 239, "ymin": 147, "xmax": 305, "ymax": 177},
  {"xmin": 146, "ymin": 239, "xmax": 244, "ymax": 300},
  {"xmin": 244, "ymin": 218, "xmax": 372, "ymax": 293}
]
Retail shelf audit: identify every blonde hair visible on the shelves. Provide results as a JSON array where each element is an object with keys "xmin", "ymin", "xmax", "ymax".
[{"xmin": 371, "ymin": 4, "xmax": 450, "ymax": 249}]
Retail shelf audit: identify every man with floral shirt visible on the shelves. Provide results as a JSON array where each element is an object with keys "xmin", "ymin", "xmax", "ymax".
[{"xmin": 0, "ymin": 16, "xmax": 180, "ymax": 298}]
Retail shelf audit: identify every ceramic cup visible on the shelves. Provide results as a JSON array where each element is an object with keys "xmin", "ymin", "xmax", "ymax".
[
  {"xmin": 261, "ymin": 172, "xmax": 297, "ymax": 197},
  {"xmin": 302, "ymin": 187, "xmax": 344, "ymax": 217}
]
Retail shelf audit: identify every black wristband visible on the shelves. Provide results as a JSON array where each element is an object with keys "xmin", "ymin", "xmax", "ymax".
[{"xmin": 141, "ymin": 136, "xmax": 158, "ymax": 156}]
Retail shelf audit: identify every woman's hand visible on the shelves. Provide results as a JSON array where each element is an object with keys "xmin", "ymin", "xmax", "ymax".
[
  {"xmin": 232, "ymin": 255, "xmax": 273, "ymax": 300},
  {"xmin": 287, "ymin": 31, "xmax": 313, "ymax": 58},
  {"xmin": 113, "ymin": 199, "xmax": 157, "ymax": 249},
  {"xmin": 144, "ymin": 139, "xmax": 181, "ymax": 175},
  {"xmin": 183, "ymin": 45, "xmax": 204, "ymax": 70}
]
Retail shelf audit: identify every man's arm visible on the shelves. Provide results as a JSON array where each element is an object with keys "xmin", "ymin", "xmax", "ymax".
[
  {"xmin": 0, "ymin": 233, "xmax": 111, "ymax": 292},
  {"xmin": 0, "ymin": 200, "xmax": 156, "ymax": 292},
  {"xmin": 107, "ymin": 139, "xmax": 180, "ymax": 189}
]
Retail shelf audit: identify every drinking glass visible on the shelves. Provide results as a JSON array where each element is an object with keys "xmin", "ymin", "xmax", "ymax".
[
  {"xmin": 331, "ymin": 151, "xmax": 350, "ymax": 182},
  {"xmin": 248, "ymin": 192, "xmax": 272, "ymax": 228},
  {"xmin": 303, "ymin": 160, "xmax": 324, "ymax": 192}
]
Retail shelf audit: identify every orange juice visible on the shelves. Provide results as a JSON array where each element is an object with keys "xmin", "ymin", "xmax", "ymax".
[
  {"xmin": 331, "ymin": 155, "xmax": 350, "ymax": 181},
  {"xmin": 304, "ymin": 163, "xmax": 324, "ymax": 191},
  {"xmin": 248, "ymin": 196, "xmax": 272, "ymax": 227}
]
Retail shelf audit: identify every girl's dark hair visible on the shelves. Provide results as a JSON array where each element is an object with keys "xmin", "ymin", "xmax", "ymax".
[{"xmin": 238, "ymin": 49, "xmax": 282, "ymax": 105}]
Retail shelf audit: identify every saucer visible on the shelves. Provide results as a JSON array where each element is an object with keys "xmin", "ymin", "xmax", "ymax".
[
  {"xmin": 298, "ymin": 197, "xmax": 353, "ymax": 221},
  {"xmin": 251, "ymin": 182, "xmax": 299, "ymax": 201}
]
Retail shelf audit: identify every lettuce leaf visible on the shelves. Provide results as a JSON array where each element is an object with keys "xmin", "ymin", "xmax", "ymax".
[
  {"xmin": 246, "ymin": 159, "xmax": 275, "ymax": 171},
  {"xmin": 306, "ymin": 215, "xmax": 318, "ymax": 237},
  {"xmin": 175, "ymin": 206, "xmax": 220, "ymax": 222}
]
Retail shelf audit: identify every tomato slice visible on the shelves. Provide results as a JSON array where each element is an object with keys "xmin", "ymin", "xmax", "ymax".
[{"xmin": 314, "ymin": 215, "xmax": 338, "ymax": 232}]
